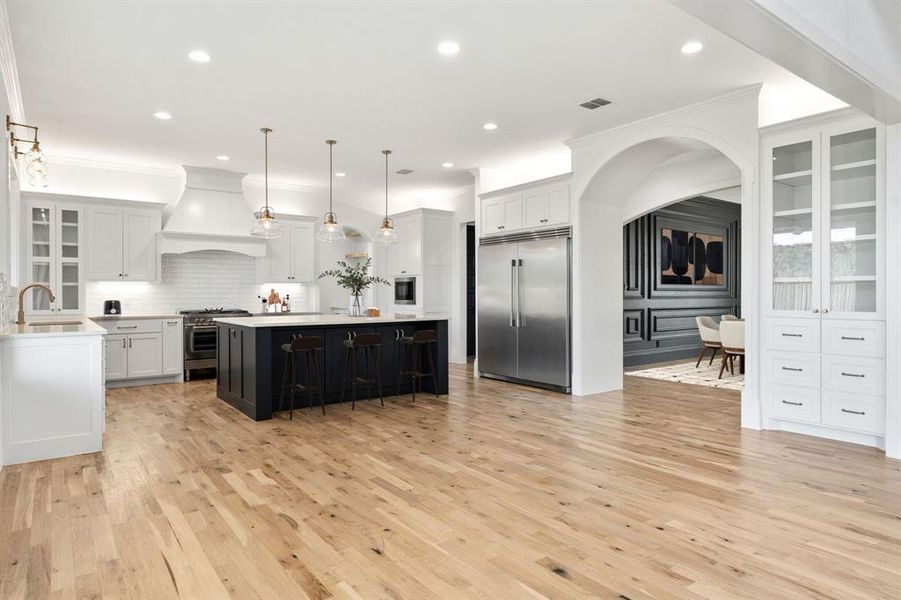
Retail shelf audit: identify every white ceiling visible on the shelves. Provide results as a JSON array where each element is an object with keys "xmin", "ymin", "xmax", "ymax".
[{"xmin": 9, "ymin": 0, "xmax": 843, "ymax": 205}]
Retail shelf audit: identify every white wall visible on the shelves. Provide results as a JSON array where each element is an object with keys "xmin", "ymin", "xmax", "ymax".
[{"xmin": 443, "ymin": 188, "xmax": 476, "ymax": 364}]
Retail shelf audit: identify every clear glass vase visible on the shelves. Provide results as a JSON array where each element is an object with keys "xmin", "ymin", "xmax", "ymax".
[{"xmin": 349, "ymin": 293, "xmax": 363, "ymax": 317}]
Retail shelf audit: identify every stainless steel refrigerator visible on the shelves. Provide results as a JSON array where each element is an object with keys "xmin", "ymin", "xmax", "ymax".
[{"xmin": 477, "ymin": 229, "xmax": 571, "ymax": 392}]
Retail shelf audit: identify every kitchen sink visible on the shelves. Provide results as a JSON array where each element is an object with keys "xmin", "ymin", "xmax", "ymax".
[{"xmin": 27, "ymin": 320, "xmax": 83, "ymax": 326}]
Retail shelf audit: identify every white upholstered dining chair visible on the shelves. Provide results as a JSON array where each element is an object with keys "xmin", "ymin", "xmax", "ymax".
[
  {"xmin": 695, "ymin": 316, "xmax": 722, "ymax": 368},
  {"xmin": 718, "ymin": 319, "xmax": 745, "ymax": 379}
]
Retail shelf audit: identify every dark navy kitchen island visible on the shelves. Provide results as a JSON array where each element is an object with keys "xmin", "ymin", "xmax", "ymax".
[{"xmin": 214, "ymin": 314, "xmax": 449, "ymax": 420}]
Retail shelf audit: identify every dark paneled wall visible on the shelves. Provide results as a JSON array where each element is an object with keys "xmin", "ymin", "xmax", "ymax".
[{"xmin": 623, "ymin": 197, "xmax": 741, "ymax": 366}]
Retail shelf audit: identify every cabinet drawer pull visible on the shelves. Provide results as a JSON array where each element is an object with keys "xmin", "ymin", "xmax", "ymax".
[
  {"xmin": 781, "ymin": 400, "xmax": 803, "ymax": 406},
  {"xmin": 840, "ymin": 336, "xmax": 865, "ymax": 341},
  {"xmin": 117, "ymin": 325, "xmax": 138, "ymax": 329},
  {"xmin": 841, "ymin": 372, "xmax": 865, "ymax": 378},
  {"xmin": 497, "ymin": 226, "xmax": 504, "ymax": 230},
  {"xmin": 781, "ymin": 333, "xmax": 802, "ymax": 338},
  {"xmin": 841, "ymin": 408, "xmax": 866, "ymax": 416},
  {"xmin": 781, "ymin": 366, "xmax": 803, "ymax": 372},
  {"xmin": 166, "ymin": 320, "xmax": 179, "ymax": 325},
  {"xmin": 540, "ymin": 218, "xmax": 548, "ymax": 223}
]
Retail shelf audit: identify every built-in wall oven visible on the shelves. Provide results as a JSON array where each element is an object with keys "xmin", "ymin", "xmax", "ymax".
[
  {"xmin": 394, "ymin": 276, "xmax": 416, "ymax": 305},
  {"xmin": 181, "ymin": 307, "xmax": 250, "ymax": 380}
]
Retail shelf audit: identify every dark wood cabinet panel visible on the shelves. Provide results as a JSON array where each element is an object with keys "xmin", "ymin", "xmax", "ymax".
[{"xmin": 622, "ymin": 197, "xmax": 740, "ymax": 366}]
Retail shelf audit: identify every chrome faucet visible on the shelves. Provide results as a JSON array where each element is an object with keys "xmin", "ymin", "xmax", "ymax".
[{"xmin": 16, "ymin": 283, "xmax": 56, "ymax": 325}]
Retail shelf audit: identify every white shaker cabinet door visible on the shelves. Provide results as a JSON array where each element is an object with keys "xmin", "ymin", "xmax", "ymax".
[
  {"xmin": 86, "ymin": 207, "xmax": 125, "ymax": 281},
  {"xmin": 162, "ymin": 319, "xmax": 184, "ymax": 376},
  {"xmin": 126, "ymin": 333, "xmax": 163, "ymax": 378},
  {"xmin": 104, "ymin": 334, "xmax": 129, "ymax": 381},
  {"xmin": 124, "ymin": 210, "xmax": 157, "ymax": 281},
  {"xmin": 289, "ymin": 221, "xmax": 316, "ymax": 282}
]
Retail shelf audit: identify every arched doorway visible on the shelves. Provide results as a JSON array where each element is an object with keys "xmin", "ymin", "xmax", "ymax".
[{"xmin": 571, "ymin": 130, "xmax": 760, "ymax": 429}]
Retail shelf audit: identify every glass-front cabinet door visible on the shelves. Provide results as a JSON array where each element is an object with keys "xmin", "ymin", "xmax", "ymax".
[
  {"xmin": 25, "ymin": 200, "xmax": 83, "ymax": 316},
  {"xmin": 29, "ymin": 205, "xmax": 54, "ymax": 312},
  {"xmin": 767, "ymin": 133, "xmax": 820, "ymax": 317},
  {"xmin": 823, "ymin": 124, "xmax": 882, "ymax": 318}
]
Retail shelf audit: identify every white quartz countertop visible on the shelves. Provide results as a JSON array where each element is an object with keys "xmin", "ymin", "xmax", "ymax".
[
  {"xmin": 214, "ymin": 314, "xmax": 449, "ymax": 328},
  {"xmin": 88, "ymin": 314, "xmax": 183, "ymax": 320},
  {"xmin": 0, "ymin": 318, "xmax": 108, "ymax": 339}
]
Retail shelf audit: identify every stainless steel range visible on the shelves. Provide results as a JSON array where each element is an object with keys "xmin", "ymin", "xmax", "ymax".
[{"xmin": 181, "ymin": 307, "xmax": 250, "ymax": 380}]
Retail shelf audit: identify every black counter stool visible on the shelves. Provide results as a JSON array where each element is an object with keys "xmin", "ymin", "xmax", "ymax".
[
  {"xmin": 340, "ymin": 332, "xmax": 384, "ymax": 410},
  {"xmin": 396, "ymin": 329, "xmax": 439, "ymax": 400},
  {"xmin": 279, "ymin": 335, "xmax": 325, "ymax": 419}
]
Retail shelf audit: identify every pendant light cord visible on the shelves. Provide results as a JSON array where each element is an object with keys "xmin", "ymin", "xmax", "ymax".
[
  {"xmin": 384, "ymin": 150, "xmax": 389, "ymax": 217},
  {"xmin": 327, "ymin": 139, "xmax": 336, "ymax": 214},
  {"xmin": 261, "ymin": 127, "xmax": 272, "ymax": 211}
]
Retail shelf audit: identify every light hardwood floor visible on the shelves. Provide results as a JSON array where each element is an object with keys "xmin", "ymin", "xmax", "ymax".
[{"xmin": 1, "ymin": 364, "xmax": 900, "ymax": 599}]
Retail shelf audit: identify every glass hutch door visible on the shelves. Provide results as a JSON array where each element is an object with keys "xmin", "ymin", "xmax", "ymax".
[
  {"xmin": 769, "ymin": 135, "xmax": 820, "ymax": 316},
  {"xmin": 823, "ymin": 125, "xmax": 881, "ymax": 318}
]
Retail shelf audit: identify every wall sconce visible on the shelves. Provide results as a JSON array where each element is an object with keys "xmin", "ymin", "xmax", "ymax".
[{"xmin": 6, "ymin": 115, "xmax": 48, "ymax": 187}]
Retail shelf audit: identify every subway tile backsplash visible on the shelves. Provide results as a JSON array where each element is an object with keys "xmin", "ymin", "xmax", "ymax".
[{"xmin": 85, "ymin": 250, "xmax": 312, "ymax": 315}]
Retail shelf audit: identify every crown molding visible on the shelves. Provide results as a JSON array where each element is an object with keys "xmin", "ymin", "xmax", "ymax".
[
  {"xmin": 0, "ymin": 1, "xmax": 24, "ymax": 122},
  {"xmin": 565, "ymin": 84, "xmax": 763, "ymax": 149},
  {"xmin": 50, "ymin": 154, "xmax": 183, "ymax": 177}
]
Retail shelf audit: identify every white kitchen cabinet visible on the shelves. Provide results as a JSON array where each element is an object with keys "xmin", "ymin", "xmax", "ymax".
[
  {"xmin": 85, "ymin": 204, "xmax": 161, "ymax": 282},
  {"xmin": 481, "ymin": 193, "xmax": 523, "ymax": 235},
  {"xmin": 162, "ymin": 318, "xmax": 184, "ymax": 375},
  {"xmin": 127, "ymin": 333, "xmax": 163, "ymax": 378},
  {"xmin": 104, "ymin": 334, "xmax": 128, "ymax": 380},
  {"xmin": 389, "ymin": 216, "xmax": 423, "ymax": 276},
  {"xmin": 257, "ymin": 217, "xmax": 317, "ymax": 283},
  {"xmin": 523, "ymin": 184, "xmax": 570, "ymax": 229},
  {"xmin": 382, "ymin": 209, "xmax": 451, "ymax": 313},
  {"xmin": 761, "ymin": 110, "xmax": 886, "ymax": 446},
  {"xmin": 23, "ymin": 196, "xmax": 84, "ymax": 316},
  {"xmin": 97, "ymin": 317, "xmax": 183, "ymax": 386},
  {"xmin": 479, "ymin": 174, "xmax": 570, "ymax": 237}
]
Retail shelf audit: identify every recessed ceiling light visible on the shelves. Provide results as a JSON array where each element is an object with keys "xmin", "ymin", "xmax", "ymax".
[
  {"xmin": 483, "ymin": 122, "xmax": 498, "ymax": 131},
  {"xmin": 335, "ymin": 172, "xmax": 346, "ymax": 177},
  {"xmin": 681, "ymin": 41, "xmax": 703, "ymax": 55},
  {"xmin": 442, "ymin": 162, "xmax": 454, "ymax": 168},
  {"xmin": 216, "ymin": 155, "xmax": 230, "ymax": 161},
  {"xmin": 188, "ymin": 49, "xmax": 211, "ymax": 63},
  {"xmin": 153, "ymin": 111, "xmax": 172, "ymax": 120},
  {"xmin": 437, "ymin": 40, "xmax": 460, "ymax": 56}
]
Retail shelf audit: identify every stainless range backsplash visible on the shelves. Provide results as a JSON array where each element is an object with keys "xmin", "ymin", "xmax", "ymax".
[{"xmin": 85, "ymin": 250, "xmax": 313, "ymax": 315}]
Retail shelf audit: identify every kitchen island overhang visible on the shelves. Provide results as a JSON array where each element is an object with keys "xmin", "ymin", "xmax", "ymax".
[{"xmin": 213, "ymin": 314, "xmax": 449, "ymax": 420}]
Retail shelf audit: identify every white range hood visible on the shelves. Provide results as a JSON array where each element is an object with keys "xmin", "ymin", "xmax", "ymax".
[{"xmin": 159, "ymin": 166, "xmax": 267, "ymax": 257}]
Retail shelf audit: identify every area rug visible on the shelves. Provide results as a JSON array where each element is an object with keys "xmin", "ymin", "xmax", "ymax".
[{"xmin": 625, "ymin": 360, "xmax": 744, "ymax": 391}]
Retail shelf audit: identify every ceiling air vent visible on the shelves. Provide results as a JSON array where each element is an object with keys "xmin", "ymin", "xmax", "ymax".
[
  {"xmin": 580, "ymin": 97, "xmax": 611, "ymax": 110},
  {"xmin": 395, "ymin": 169, "xmax": 413, "ymax": 175}
]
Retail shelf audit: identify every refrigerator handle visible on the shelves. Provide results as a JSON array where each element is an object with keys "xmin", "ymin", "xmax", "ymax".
[
  {"xmin": 510, "ymin": 259, "xmax": 517, "ymax": 327},
  {"xmin": 517, "ymin": 259, "xmax": 524, "ymax": 328}
]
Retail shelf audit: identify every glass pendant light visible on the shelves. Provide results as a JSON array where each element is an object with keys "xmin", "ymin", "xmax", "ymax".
[
  {"xmin": 375, "ymin": 149, "xmax": 398, "ymax": 246},
  {"xmin": 317, "ymin": 139, "xmax": 346, "ymax": 242},
  {"xmin": 250, "ymin": 127, "xmax": 287, "ymax": 239}
]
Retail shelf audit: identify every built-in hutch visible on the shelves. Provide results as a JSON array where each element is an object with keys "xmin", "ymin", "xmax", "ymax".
[{"xmin": 761, "ymin": 109, "xmax": 886, "ymax": 448}]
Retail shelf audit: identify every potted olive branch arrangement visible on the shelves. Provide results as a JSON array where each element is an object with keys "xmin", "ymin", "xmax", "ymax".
[{"xmin": 318, "ymin": 257, "xmax": 390, "ymax": 317}]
